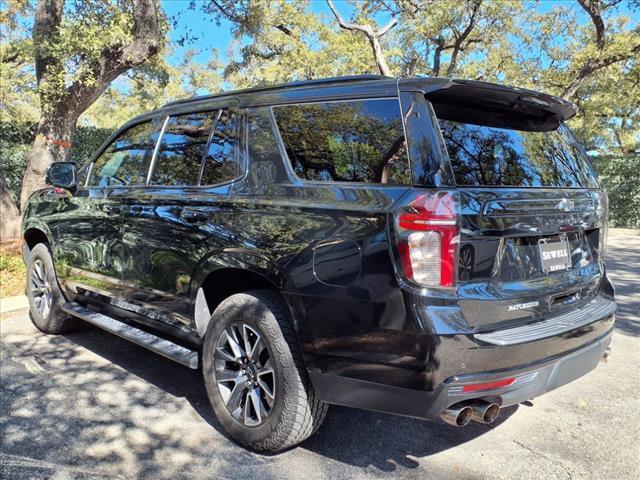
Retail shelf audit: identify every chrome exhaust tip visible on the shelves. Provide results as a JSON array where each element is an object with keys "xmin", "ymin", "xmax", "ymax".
[
  {"xmin": 469, "ymin": 401, "xmax": 500, "ymax": 424},
  {"xmin": 440, "ymin": 404, "xmax": 474, "ymax": 427}
]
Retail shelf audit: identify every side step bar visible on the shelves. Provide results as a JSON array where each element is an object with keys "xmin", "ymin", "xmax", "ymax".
[{"xmin": 61, "ymin": 302, "xmax": 199, "ymax": 369}]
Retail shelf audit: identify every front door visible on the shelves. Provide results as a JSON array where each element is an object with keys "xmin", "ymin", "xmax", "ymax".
[{"xmin": 56, "ymin": 119, "xmax": 161, "ymax": 301}]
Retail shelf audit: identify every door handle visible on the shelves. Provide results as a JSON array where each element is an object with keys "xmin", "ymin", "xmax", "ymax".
[
  {"xmin": 180, "ymin": 209, "xmax": 209, "ymax": 223},
  {"xmin": 102, "ymin": 204, "xmax": 121, "ymax": 214}
]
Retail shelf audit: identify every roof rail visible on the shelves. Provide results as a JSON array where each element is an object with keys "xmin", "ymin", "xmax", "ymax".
[{"xmin": 163, "ymin": 74, "xmax": 390, "ymax": 108}]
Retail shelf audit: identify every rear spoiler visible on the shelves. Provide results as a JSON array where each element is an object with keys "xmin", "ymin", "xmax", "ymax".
[{"xmin": 418, "ymin": 78, "xmax": 577, "ymax": 131}]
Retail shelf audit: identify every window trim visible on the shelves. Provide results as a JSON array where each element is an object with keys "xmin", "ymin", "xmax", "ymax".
[
  {"xmin": 144, "ymin": 115, "xmax": 170, "ymax": 185},
  {"xmin": 197, "ymin": 110, "xmax": 224, "ymax": 185},
  {"xmin": 270, "ymin": 96, "xmax": 413, "ymax": 187}
]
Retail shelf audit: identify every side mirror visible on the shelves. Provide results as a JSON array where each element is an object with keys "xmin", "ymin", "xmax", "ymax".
[{"xmin": 46, "ymin": 162, "xmax": 77, "ymax": 190}]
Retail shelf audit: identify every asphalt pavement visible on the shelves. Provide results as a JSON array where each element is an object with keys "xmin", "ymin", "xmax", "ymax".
[{"xmin": 1, "ymin": 229, "xmax": 639, "ymax": 479}]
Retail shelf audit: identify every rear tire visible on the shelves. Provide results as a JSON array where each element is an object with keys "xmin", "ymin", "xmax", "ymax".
[
  {"xmin": 26, "ymin": 243, "xmax": 79, "ymax": 334},
  {"xmin": 202, "ymin": 290, "xmax": 328, "ymax": 451}
]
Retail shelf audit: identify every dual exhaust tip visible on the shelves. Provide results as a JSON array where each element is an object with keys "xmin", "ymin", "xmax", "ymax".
[{"xmin": 440, "ymin": 400, "xmax": 500, "ymax": 427}]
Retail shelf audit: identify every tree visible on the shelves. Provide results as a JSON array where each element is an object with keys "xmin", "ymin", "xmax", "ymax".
[
  {"xmin": 200, "ymin": 0, "xmax": 376, "ymax": 86},
  {"xmin": 82, "ymin": 49, "xmax": 223, "ymax": 129},
  {"xmin": 326, "ymin": 0, "xmax": 397, "ymax": 76},
  {"xmin": 18, "ymin": 0, "xmax": 165, "ymax": 216},
  {"xmin": 561, "ymin": 0, "xmax": 640, "ymax": 100},
  {"xmin": 0, "ymin": 0, "xmax": 39, "ymax": 123}
]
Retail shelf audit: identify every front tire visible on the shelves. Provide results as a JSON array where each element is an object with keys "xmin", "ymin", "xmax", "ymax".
[
  {"xmin": 26, "ymin": 243, "xmax": 78, "ymax": 334},
  {"xmin": 202, "ymin": 290, "xmax": 328, "ymax": 451}
]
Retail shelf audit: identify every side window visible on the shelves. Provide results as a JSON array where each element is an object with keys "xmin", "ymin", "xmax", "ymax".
[
  {"xmin": 89, "ymin": 121, "xmax": 157, "ymax": 187},
  {"xmin": 200, "ymin": 108, "xmax": 239, "ymax": 186},
  {"xmin": 150, "ymin": 111, "xmax": 219, "ymax": 186},
  {"xmin": 272, "ymin": 99, "xmax": 410, "ymax": 184}
]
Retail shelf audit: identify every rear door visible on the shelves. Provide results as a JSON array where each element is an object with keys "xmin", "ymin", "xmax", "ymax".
[
  {"xmin": 119, "ymin": 104, "xmax": 242, "ymax": 328},
  {"xmin": 435, "ymin": 118, "xmax": 605, "ymax": 330}
]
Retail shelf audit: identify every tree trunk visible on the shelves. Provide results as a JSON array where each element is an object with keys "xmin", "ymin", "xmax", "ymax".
[
  {"xmin": 19, "ymin": 111, "xmax": 77, "ymax": 211},
  {"xmin": 17, "ymin": 0, "xmax": 161, "ymax": 217},
  {"xmin": 369, "ymin": 36, "xmax": 392, "ymax": 77},
  {"xmin": 1, "ymin": 176, "xmax": 21, "ymax": 243}
]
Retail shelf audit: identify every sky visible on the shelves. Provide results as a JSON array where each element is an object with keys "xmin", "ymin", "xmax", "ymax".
[{"xmin": 161, "ymin": 0, "xmax": 390, "ymax": 67}]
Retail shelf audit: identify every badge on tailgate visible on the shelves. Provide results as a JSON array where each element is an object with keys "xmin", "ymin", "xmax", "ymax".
[{"xmin": 538, "ymin": 237, "xmax": 572, "ymax": 273}]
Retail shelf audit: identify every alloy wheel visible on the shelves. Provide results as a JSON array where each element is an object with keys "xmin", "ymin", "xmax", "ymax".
[
  {"xmin": 214, "ymin": 323, "xmax": 276, "ymax": 427},
  {"xmin": 30, "ymin": 259, "xmax": 52, "ymax": 318}
]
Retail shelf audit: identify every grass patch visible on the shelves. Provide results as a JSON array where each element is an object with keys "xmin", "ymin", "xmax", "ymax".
[{"xmin": 0, "ymin": 241, "xmax": 25, "ymax": 298}]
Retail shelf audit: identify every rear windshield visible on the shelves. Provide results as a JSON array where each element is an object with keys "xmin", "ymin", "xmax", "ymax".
[{"xmin": 438, "ymin": 120, "xmax": 598, "ymax": 188}]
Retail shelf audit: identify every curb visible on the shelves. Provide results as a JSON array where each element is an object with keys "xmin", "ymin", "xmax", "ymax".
[{"xmin": 0, "ymin": 295, "xmax": 29, "ymax": 314}]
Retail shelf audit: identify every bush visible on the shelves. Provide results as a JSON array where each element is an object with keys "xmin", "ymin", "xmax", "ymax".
[
  {"xmin": 593, "ymin": 154, "xmax": 640, "ymax": 229},
  {"xmin": 0, "ymin": 122, "xmax": 113, "ymax": 206},
  {"xmin": 0, "ymin": 248, "xmax": 25, "ymax": 297}
]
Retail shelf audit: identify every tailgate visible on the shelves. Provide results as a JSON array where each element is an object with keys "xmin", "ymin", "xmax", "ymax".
[{"xmin": 457, "ymin": 188, "xmax": 606, "ymax": 330}]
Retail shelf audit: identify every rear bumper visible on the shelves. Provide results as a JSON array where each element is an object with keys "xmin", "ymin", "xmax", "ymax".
[{"xmin": 310, "ymin": 328, "xmax": 613, "ymax": 420}]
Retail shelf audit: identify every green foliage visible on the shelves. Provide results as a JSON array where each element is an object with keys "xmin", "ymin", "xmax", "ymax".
[
  {"xmin": 593, "ymin": 154, "xmax": 640, "ymax": 228},
  {"xmin": 203, "ymin": 0, "xmax": 376, "ymax": 87},
  {"xmin": 0, "ymin": 122, "xmax": 113, "ymax": 204},
  {"xmin": 0, "ymin": 0, "xmax": 38, "ymax": 122},
  {"xmin": 31, "ymin": 0, "xmax": 168, "ymax": 111},
  {"xmin": 0, "ymin": 249, "xmax": 26, "ymax": 297},
  {"xmin": 82, "ymin": 49, "xmax": 223, "ymax": 129}
]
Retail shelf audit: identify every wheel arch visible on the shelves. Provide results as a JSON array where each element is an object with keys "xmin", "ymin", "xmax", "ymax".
[
  {"xmin": 190, "ymin": 251, "xmax": 295, "ymax": 339},
  {"xmin": 22, "ymin": 222, "xmax": 53, "ymax": 261}
]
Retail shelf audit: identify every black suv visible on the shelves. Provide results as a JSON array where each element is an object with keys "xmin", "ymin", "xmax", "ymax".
[{"xmin": 22, "ymin": 75, "xmax": 616, "ymax": 451}]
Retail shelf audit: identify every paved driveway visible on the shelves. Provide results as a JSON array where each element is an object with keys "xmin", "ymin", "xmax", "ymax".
[{"xmin": 1, "ymin": 230, "xmax": 639, "ymax": 479}]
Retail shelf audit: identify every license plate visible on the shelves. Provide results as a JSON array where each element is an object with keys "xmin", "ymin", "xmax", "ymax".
[{"xmin": 538, "ymin": 237, "xmax": 572, "ymax": 273}]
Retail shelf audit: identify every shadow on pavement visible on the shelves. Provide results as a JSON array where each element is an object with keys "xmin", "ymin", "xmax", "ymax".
[
  {"xmin": 61, "ymin": 323, "xmax": 513, "ymax": 470},
  {"xmin": 605, "ymin": 243, "xmax": 639, "ymax": 338}
]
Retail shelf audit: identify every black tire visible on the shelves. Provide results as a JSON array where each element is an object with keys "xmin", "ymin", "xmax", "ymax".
[
  {"xmin": 202, "ymin": 290, "xmax": 328, "ymax": 451},
  {"xmin": 26, "ymin": 243, "xmax": 79, "ymax": 334}
]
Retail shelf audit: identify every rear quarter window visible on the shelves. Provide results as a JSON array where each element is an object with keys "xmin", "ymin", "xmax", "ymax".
[{"xmin": 273, "ymin": 99, "xmax": 410, "ymax": 185}]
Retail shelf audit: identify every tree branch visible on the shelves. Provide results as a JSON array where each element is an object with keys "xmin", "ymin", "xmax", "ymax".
[
  {"xmin": 326, "ymin": 0, "xmax": 396, "ymax": 76},
  {"xmin": 208, "ymin": 0, "xmax": 247, "ymax": 24},
  {"xmin": 578, "ymin": 0, "xmax": 606, "ymax": 50},
  {"xmin": 275, "ymin": 23, "xmax": 294, "ymax": 37},
  {"xmin": 33, "ymin": 0, "xmax": 64, "ymax": 84},
  {"xmin": 377, "ymin": 17, "xmax": 399, "ymax": 38},
  {"xmin": 562, "ymin": 42, "xmax": 640, "ymax": 99},
  {"xmin": 446, "ymin": 0, "xmax": 482, "ymax": 77},
  {"xmin": 66, "ymin": 0, "xmax": 161, "ymax": 116}
]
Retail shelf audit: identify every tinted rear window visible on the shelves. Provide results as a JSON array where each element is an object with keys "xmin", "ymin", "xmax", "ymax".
[
  {"xmin": 439, "ymin": 120, "xmax": 598, "ymax": 187},
  {"xmin": 273, "ymin": 99, "xmax": 410, "ymax": 184}
]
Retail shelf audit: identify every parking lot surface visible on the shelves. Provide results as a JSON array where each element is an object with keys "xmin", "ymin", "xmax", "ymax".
[{"xmin": 1, "ymin": 229, "xmax": 639, "ymax": 479}]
